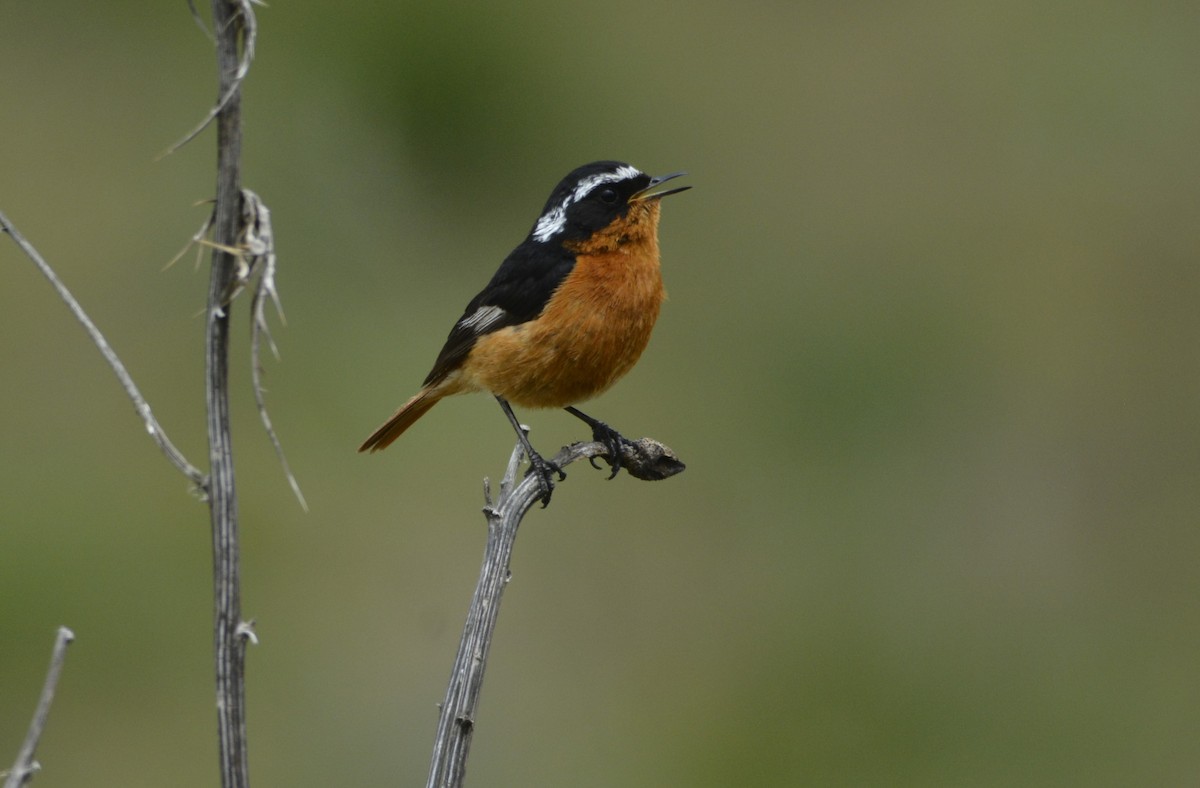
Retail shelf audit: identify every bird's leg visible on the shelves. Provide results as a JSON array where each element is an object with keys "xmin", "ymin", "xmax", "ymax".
[
  {"xmin": 564, "ymin": 406, "xmax": 635, "ymax": 480},
  {"xmin": 496, "ymin": 396, "xmax": 564, "ymax": 506}
]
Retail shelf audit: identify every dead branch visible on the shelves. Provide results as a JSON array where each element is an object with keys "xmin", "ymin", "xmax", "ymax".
[
  {"xmin": 203, "ymin": 0, "xmax": 255, "ymax": 785},
  {"xmin": 426, "ymin": 436, "xmax": 684, "ymax": 787},
  {"xmin": 0, "ymin": 210, "xmax": 207, "ymax": 490},
  {"xmin": 2, "ymin": 627, "xmax": 75, "ymax": 788}
]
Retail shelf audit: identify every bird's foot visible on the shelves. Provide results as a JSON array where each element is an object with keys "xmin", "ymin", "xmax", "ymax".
[
  {"xmin": 525, "ymin": 449, "xmax": 566, "ymax": 507},
  {"xmin": 586, "ymin": 420, "xmax": 637, "ymax": 480}
]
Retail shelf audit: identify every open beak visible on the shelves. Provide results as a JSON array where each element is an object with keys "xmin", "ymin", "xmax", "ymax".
[{"xmin": 631, "ymin": 171, "xmax": 691, "ymax": 201}]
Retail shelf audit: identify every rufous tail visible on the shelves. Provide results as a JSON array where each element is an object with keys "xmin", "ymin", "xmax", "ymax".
[{"xmin": 358, "ymin": 388, "xmax": 442, "ymax": 453}]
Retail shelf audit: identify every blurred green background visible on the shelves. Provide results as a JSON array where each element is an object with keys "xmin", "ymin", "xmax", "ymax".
[{"xmin": 2, "ymin": 1, "xmax": 1198, "ymax": 785}]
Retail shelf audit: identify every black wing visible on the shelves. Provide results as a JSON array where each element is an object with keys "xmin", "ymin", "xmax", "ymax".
[{"xmin": 422, "ymin": 242, "xmax": 576, "ymax": 386}]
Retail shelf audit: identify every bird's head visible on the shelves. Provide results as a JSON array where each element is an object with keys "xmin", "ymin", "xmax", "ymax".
[{"xmin": 529, "ymin": 161, "xmax": 690, "ymax": 249}]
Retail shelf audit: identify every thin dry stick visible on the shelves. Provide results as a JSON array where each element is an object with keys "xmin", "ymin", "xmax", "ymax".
[
  {"xmin": 205, "ymin": 0, "xmax": 253, "ymax": 785},
  {"xmin": 240, "ymin": 190, "xmax": 307, "ymax": 511},
  {"xmin": 162, "ymin": 0, "xmax": 259, "ymax": 159},
  {"xmin": 426, "ymin": 436, "xmax": 684, "ymax": 788},
  {"xmin": 0, "ymin": 211, "xmax": 206, "ymax": 490},
  {"xmin": 165, "ymin": 190, "xmax": 307, "ymax": 511},
  {"xmin": 3, "ymin": 627, "xmax": 75, "ymax": 788}
]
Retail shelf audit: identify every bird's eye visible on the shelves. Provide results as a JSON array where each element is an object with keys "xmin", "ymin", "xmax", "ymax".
[{"xmin": 597, "ymin": 187, "xmax": 619, "ymax": 204}]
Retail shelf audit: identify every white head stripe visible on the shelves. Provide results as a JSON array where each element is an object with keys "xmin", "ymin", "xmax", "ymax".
[
  {"xmin": 570, "ymin": 165, "xmax": 643, "ymax": 203},
  {"xmin": 532, "ymin": 206, "xmax": 567, "ymax": 243},
  {"xmin": 532, "ymin": 165, "xmax": 643, "ymax": 243}
]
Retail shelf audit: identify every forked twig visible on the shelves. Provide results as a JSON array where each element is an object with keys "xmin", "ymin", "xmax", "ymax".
[
  {"xmin": 3, "ymin": 627, "xmax": 75, "ymax": 788},
  {"xmin": 427, "ymin": 435, "xmax": 684, "ymax": 787}
]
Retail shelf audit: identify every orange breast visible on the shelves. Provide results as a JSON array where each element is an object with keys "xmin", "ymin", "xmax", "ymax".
[{"xmin": 462, "ymin": 220, "xmax": 665, "ymax": 408}]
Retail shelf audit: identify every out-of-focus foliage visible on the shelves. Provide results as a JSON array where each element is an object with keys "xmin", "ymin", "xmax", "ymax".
[{"xmin": 2, "ymin": 2, "xmax": 1198, "ymax": 785}]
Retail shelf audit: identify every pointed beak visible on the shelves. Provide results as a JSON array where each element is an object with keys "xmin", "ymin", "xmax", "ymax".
[{"xmin": 631, "ymin": 171, "xmax": 691, "ymax": 201}]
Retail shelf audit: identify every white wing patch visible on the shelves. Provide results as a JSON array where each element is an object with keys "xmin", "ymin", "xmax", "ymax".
[
  {"xmin": 458, "ymin": 304, "xmax": 508, "ymax": 334},
  {"xmin": 532, "ymin": 165, "xmax": 643, "ymax": 243}
]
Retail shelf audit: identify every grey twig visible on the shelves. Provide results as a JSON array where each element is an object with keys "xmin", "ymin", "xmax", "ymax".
[
  {"xmin": 204, "ymin": 0, "xmax": 253, "ymax": 785},
  {"xmin": 3, "ymin": 627, "xmax": 75, "ymax": 788},
  {"xmin": 0, "ymin": 209, "xmax": 207, "ymax": 491},
  {"xmin": 426, "ymin": 435, "xmax": 684, "ymax": 788},
  {"xmin": 240, "ymin": 190, "xmax": 307, "ymax": 512},
  {"xmin": 160, "ymin": 0, "xmax": 259, "ymax": 159},
  {"xmin": 186, "ymin": 0, "xmax": 215, "ymax": 41},
  {"xmin": 165, "ymin": 191, "xmax": 307, "ymax": 510}
]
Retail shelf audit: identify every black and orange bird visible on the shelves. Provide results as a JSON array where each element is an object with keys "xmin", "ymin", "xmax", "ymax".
[{"xmin": 359, "ymin": 161, "xmax": 689, "ymax": 501}]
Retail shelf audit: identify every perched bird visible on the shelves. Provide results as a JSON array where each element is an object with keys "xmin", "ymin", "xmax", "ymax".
[{"xmin": 359, "ymin": 161, "xmax": 689, "ymax": 502}]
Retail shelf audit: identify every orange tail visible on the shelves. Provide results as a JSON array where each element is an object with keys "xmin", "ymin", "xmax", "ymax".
[{"xmin": 358, "ymin": 388, "xmax": 442, "ymax": 453}]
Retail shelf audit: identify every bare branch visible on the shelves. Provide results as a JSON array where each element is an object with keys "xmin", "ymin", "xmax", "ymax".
[
  {"xmin": 3, "ymin": 627, "xmax": 75, "ymax": 788},
  {"xmin": 0, "ymin": 210, "xmax": 207, "ymax": 490},
  {"xmin": 166, "ymin": 191, "xmax": 305, "ymax": 510},
  {"xmin": 159, "ymin": 0, "xmax": 259, "ymax": 159},
  {"xmin": 205, "ymin": 0, "xmax": 252, "ymax": 784},
  {"xmin": 239, "ymin": 190, "xmax": 307, "ymax": 511},
  {"xmin": 426, "ymin": 436, "xmax": 684, "ymax": 787}
]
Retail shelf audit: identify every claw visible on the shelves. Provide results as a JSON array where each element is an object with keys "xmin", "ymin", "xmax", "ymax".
[
  {"xmin": 525, "ymin": 450, "xmax": 565, "ymax": 507},
  {"xmin": 562, "ymin": 406, "xmax": 635, "ymax": 480},
  {"xmin": 588, "ymin": 420, "xmax": 634, "ymax": 480}
]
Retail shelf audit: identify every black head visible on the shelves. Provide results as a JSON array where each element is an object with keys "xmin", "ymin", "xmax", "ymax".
[{"xmin": 529, "ymin": 161, "xmax": 689, "ymax": 245}]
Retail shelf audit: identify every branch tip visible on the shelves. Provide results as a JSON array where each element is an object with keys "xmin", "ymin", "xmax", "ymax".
[
  {"xmin": 159, "ymin": 0, "xmax": 259, "ymax": 160},
  {"xmin": 4, "ymin": 627, "xmax": 76, "ymax": 788}
]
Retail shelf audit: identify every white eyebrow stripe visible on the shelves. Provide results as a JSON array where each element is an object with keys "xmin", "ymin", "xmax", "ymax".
[
  {"xmin": 571, "ymin": 165, "xmax": 642, "ymax": 202},
  {"xmin": 532, "ymin": 165, "xmax": 643, "ymax": 243},
  {"xmin": 459, "ymin": 305, "xmax": 508, "ymax": 333}
]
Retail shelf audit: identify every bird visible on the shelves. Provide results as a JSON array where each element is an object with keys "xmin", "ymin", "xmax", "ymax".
[{"xmin": 359, "ymin": 161, "xmax": 689, "ymax": 503}]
